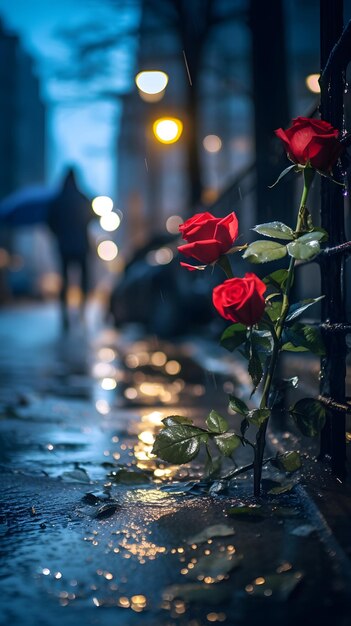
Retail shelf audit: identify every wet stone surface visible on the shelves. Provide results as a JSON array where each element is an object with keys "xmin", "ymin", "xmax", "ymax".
[{"xmin": 0, "ymin": 304, "xmax": 350, "ymax": 626}]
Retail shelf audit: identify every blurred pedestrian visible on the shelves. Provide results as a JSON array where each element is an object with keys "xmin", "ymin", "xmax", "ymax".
[{"xmin": 47, "ymin": 167, "xmax": 92, "ymax": 330}]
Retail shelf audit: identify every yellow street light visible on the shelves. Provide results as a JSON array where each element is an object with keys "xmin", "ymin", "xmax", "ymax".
[{"xmin": 153, "ymin": 117, "xmax": 183, "ymax": 144}]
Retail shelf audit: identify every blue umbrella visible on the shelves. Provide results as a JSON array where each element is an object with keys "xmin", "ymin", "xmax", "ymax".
[{"xmin": 0, "ymin": 185, "xmax": 58, "ymax": 226}]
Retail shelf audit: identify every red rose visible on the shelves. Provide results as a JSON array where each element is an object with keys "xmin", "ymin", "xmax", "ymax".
[
  {"xmin": 178, "ymin": 211, "xmax": 238, "ymax": 265},
  {"xmin": 212, "ymin": 273, "xmax": 266, "ymax": 326},
  {"xmin": 275, "ymin": 116, "xmax": 343, "ymax": 173}
]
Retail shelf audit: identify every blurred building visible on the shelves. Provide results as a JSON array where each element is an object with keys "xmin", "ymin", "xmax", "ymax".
[
  {"xmin": 0, "ymin": 19, "xmax": 46, "ymax": 299},
  {"xmin": 0, "ymin": 19, "xmax": 45, "ymax": 197}
]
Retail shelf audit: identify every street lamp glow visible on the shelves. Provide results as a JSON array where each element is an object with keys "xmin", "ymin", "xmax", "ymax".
[
  {"xmin": 135, "ymin": 70, "xmax": 168, "ymax": 94},
  {"xmin": 92, "ymin": 196, "xmax": 113, "ymax": 217},
  {"xmin": 153, "ymin": 118, "xmax": 183, "ymax": 144},
  {"xmin": 97, "ymin": 240, "xmax": 118, "ymax": 261},
  {"xmin": 305, "ymin": 73, "xmax": 320, "ymax": 94},
  {"xmin": 100, "ymin": 212, "xmax": 121, "ymax": 232}
]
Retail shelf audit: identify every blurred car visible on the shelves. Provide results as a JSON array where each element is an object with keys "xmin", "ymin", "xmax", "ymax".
[{"xmin": 109, "ymin": 235, "xmax": 216, "ymax": 338}]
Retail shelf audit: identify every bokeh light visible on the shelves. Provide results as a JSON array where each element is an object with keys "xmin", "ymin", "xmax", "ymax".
[
  {"xmin": 92, "ymin": 196, "xmax": 114, "ymax": 217},
  {"xmin": 97, "ymin": 240, "xmax": 118, "ymax": 261},
  {"xmin": 305, "ymin": 73, "xmax": 320, "ymax": 93},
  {"xmin": 100, "ymin": 212, "xmax": 121, "ymax": 231},
  {"xmin": 153, "ymin": 118, "xmax": 183, "ymax": 144},
  {"xmin": 166, "ymin": 215, "xmax": 183, "ymax": 234},
  {"xmin": 146, "ymin": 247, "xmax": 173, "ymax": 265},
  {"xmin": 203, "ymin": 134, "xmax": 222, "ymax": 153},
  {"xmin": 135, "ymin": 70, "xmax": 168, "ymax": 94}
]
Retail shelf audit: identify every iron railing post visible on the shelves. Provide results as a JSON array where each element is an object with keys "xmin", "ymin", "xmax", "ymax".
[{"xmin": 319, "ymin": 0, "xmax": 347, "ymax": 477}]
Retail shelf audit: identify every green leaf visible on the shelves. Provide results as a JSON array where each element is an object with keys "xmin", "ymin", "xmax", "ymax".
[
  {"xmin": 187, "ymin": 552, "xmax": 242, "ymax": 581},
  {"xmin": 162, "ymin": 415, "xmax": 194, "ymax": 427},
  {"xmin": 287, "ymin": 238, "xmax": 320, "ymax": 260},
  {"xmin": 251, "ymin": 330, "xmax": 273, "ymax": 355},
  {"xmin": 152, "ymin": 424, "xmax": 208, "ymax": 464},
  {"xmin": 229, "ymin": 395, "xmax": 249, "ymax": 415},
  {"xmin": 282, "ymin": 323, "xmax": 325, "ymax": 355},
  {"xmin": 93, "ymin": 503, "xmax": 119, "ymax": 519},
  {"xmin": 268, "ymin": 163, "xmax": 298, "ymax": 188},
  {"xmin": 268, "ymin": 481, "xmax": 296, "ymax": 494},
  {"xmin": 285, "ymin": 296, "xmax": 324, "ymax": 323},
  {"xmin": 266, "ymin": 300, "xmax": 283, "ymax": 322},
  {"xmin": 246, "ymin": 571, "xmax": 303, "ymax": 600},
  {"xmin": 227, "ymin": 504, "xmax": 265, "ymax": 519},
  {"xmin": 252, "ymin": 221, "xmax": 294, "ymax": 240},
  {"xmin": 163, "ymin": 583, "xmax": 231, "ymax": 604},
  {"xmin": 248, "ymin": 345, "xmax": 264, "ymax": 389},
  {"xmin": 289, "ymin": 398, "xmax": 326, "ymax": 437},
  {"xmin": 186, "ymin": 524, "xmax": 235, "ymax": 545},
  {"xmin": 61, "ymin": 468, "xmax": 91, "ymax": 483},
  {"xmin": 206, "ymin": 410, "xmax": 228, "ymax": 434},
  {"xmin": 220, "ymin": 323, "xmax": 247, "ymax": 352},
  {"xmin": 273, "ymin": 451, "xmax": 302, "ymax": 473},
  {"xmin": 297, "ymin": 230, "xmax": 328, "ymax": 243},
  {"xmin": 263, "ymin": 268, "xmax": 290, "ymax": 291},
  {"xmin": 109, "ymin": 468, "xmax": 151, "ymax": 484},
  {"xmin": 243, "ymin": 240, "xmax": 287, "ymax": 264},
  {"xmin": 312, "ymin": 226, "xmax": 328, "ymax": 242},
  {"xmin": 247, "ymin": 408, "xmax": 270, "ymax": 427},
  {"xmin": 282, "ymin": 342, "xmax": 309, "ymax": 352},
  {"xmin": 214, "ymin": 433, "xmax": 241, "ymax": 456}
]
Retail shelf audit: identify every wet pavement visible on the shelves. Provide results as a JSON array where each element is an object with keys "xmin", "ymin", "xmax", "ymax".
[{"xmin": 0, "ymin": 303, "xmax": 351, "ymax": 626}]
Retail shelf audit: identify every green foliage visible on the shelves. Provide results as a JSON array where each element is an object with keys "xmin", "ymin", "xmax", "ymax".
[
  {"xmin": 263, "ymin": 269, "xmax": 290, "ymax": 291},
  {"xmin": 186, "ymin": 524, "xmax": 235, "ymax": 545},
  {"xmin": 287, "ymin": 235, "xmax": 321, "ymax": 260},
  {"xmin": 227, "ymin": 504, "xmax": 265, "ymax": 518},
  {"xmin": 273, "ymin": 451, "xmax": 302, "ymax": 473},
  {"xmin": 285, "ymin": 296, "xmax": 324, "ymax": 323},
  {"xmin": 248, "ymin": 343, "xmax": 264, "ymax": 390},
  {"xmin": 266, "ymin": 299, "xmax": 283, "ymax": 322},
  {"xmin": 247, "ymin": 408, "xmax": 270, "ymax": 427},
  {"xmin": 282, "ymin": 322, "xmax": 325, "ymax": 355},
  {"xmin": 251, "ymin": 329, "xmax": 273, "ymax": 356},
  {"xmin": 297, "ymin": 229, "xmax": 328, "ymax": 243},
  {"xmin": 268, "ymin": 163, "xmax": 298, "ymax": 187},
  {"xmin": 152, "ymin": 424, "xmax": 208, "ymax": 464},
  {"xmin": 206, "ymin": 410, "xmax": 229, "ymax": 433},
  {"xmin": 162, "ymin": 415, "xmax": 194, "ymax": 427},
  {"xmin": 243, "ymin": 240, "xmax": 287, "ymax": 263},
  {"xmin": 229, "ymin": 395, "xmax": 249, "ymax": 415},
  {"xmin": 220, "ymin": 323, "xmax": 247, "ymax": 352},
  {"xmin": 109, "ymin": 468, "xmax": 151, "ymax": 484},
  {"xmin": 214, "ymin": 432, "xmax": 241, "ymax": 456},
  {"xmin": 252, "ymin": 221, "xmax": 294, "ymax": 240},
  {"xmin": 289, "ymin": 398, "xmax": 326, "ymax": 437}
]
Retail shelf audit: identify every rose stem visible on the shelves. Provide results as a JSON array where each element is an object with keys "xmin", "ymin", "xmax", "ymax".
[{"xmin": 253, "ymin": 167, "xmax": 315, "ymax": 497}]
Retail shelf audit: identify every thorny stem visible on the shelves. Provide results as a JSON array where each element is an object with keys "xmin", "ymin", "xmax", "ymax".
[{"xmin": 253, "ymin": 168, "xmax": 315, "ymax": 497}]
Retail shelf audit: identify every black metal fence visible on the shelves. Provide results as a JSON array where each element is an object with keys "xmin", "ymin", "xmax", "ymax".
[{"xmin": 319, "ymin": 2, "xmax": 351, "ymax": 478}]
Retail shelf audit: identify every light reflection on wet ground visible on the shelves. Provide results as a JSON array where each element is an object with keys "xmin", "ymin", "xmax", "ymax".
[{"xmin": 0, "ymin": 304, "xmax": 350, "ymax": 626}]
